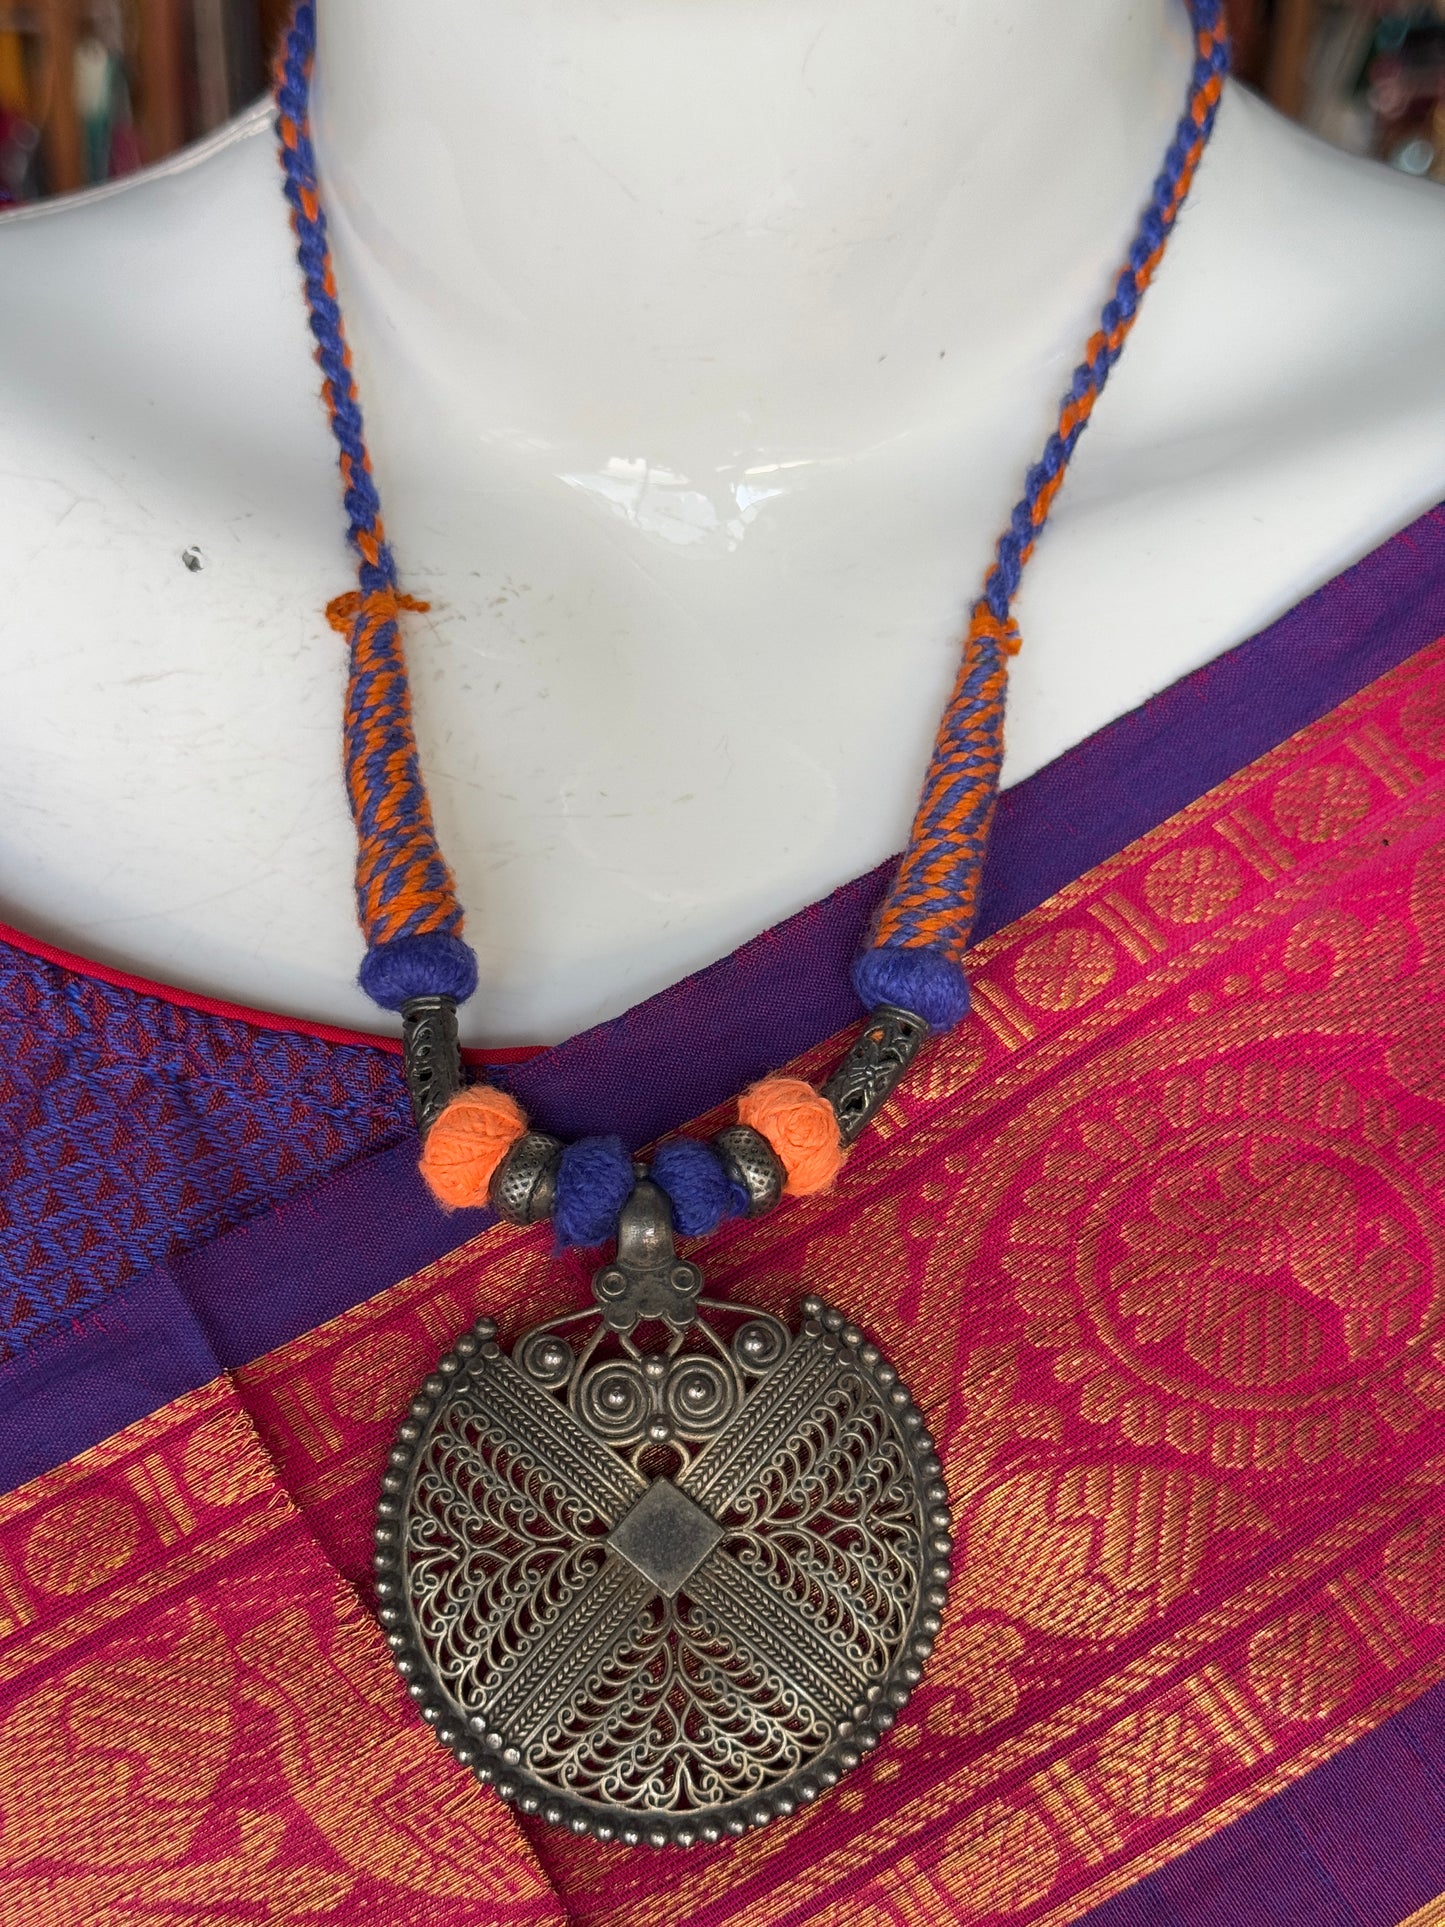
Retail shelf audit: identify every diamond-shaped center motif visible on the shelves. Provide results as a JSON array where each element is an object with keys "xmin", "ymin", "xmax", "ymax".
[{"xmin": 606, "ymin": 1479, "xmax": 723, "ymax": 1596}]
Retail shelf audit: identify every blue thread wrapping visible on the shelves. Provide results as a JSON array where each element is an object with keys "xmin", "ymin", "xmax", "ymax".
[
  {"xmin": 277, "ymin": 5, "xmax": 478, "ymax": 1006},
  {"xmin": 553, "ymin": 1136, "xmax": 636, "ymax": 1249},
  {"xmin": 983, "ymin": 3, "xmax": 1227, "ymax": 622},
  {"xmin": 276, "ymin": 9, "xmax": 393, "ymax": 596},
  {"xmin": 978, "ymin": 1, "xmax": 1225, "ymax": 616},
  {"xmin": 859, "ymin": 617, "xmax": 1012, "ymax": 1025},
  {"xmin": 852, "ymin": 946, "xmax": 970, "ymax": 1032},
  {"xmin": 359, "ymin": 934, "xmax": 480, "ymax": 1011},
  {"xmin": 651, "ymin": 1138, "xmax": 749, "ymax": 1241},
  {"xmin": 344, "ymin": 599, "xmax": 471, "ymax": 952}
]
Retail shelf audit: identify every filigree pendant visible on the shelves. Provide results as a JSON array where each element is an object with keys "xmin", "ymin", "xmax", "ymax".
[{"xmin": 375, "ymin": 1179, "xmax": 953, "ymax": 1847}]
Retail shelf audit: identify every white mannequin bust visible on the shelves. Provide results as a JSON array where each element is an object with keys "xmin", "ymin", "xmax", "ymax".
[{"xmin": 3, "ymin": 0, "xmax": 1445, "ymax": 1046}]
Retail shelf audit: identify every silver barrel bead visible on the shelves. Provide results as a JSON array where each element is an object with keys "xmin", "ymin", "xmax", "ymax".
[
  {"xmin": 711, "ymin": 1125, "xmax": 785, "ymax": 1217},
  {"xmin": 821, "ymin": 1004, "xmax": 929, "ymax": 1145},
  {"xmin": 490, "ymin": 1132, "xmax": 564, "ymax": 1224}
]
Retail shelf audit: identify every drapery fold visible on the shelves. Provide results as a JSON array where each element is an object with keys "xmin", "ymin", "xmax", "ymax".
[
  {"xmin": 9, "ymin": 500, "xmax": 1445, "ymax": 1498},
  {"xmin": 3, "ymin": 631, "xmax": 1443, "ymax": 1922},
  {"xmin": 0, "ymin": 1375, "xmax": 564, "ymax": 1926}
]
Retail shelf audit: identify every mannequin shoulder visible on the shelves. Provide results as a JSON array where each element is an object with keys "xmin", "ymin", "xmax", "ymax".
[
  {"xmin": 0, "ymin": 101, "xmax": 310, "ymax": 381},
  {"xmin": 1223, "ymin": 82, "xmax": 1445, "ymax": 295},
  {"xmin": 1010, "ymin": 87, "xmax": 1445, "ymax": 786},
  {"xmin": 1117, "ymin": 85, "xmax": 1445, "ymax": 450},
  {"xmin": 0, "ymin": 106, "xmax": 337, "ymax": 599},
  {"xmin": 1054, "ymin": 83, "xmax": 1445, "ymax": 639}
]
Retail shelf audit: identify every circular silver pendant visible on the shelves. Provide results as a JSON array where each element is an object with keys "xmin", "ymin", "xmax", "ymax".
[{"xmin": 375, "ymin": 1182, "xmax": 952, "ymax": 1847}]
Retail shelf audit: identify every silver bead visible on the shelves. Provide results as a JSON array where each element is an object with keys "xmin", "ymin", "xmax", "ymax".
[
  {"xmin": 489, "ymin": 1131, "xmax": 563, "ymax": 1224},
  {"xmin": 821, "ymin": 1004, "xmax": 929, "ymax": 1145},
  {"xmin": 400, "ymin": 996, "xmax": 463, "ymax": 1133},
  {"xmin": 711, "ymin": 1125, "xmax": 784, "ymax": 1218}
]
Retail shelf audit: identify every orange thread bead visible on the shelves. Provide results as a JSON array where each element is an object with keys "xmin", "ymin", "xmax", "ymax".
[
  {"xmin": 324, "ymin": 588, "xmax": 430, "ymax": 636},
  {"xmin": 737, "ymin": 1077, "xmax": 844, "ymax": 1198},
  {"xmin": 419, "ymin": 1086, "xmax": 528, "ymax": 1211}
]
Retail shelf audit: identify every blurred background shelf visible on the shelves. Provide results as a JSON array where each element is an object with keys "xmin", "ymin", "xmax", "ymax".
[
  {"xmin": 1231, "ymin": 0, "xmax": 1445, "ymax": 177},
  {"xmin": 0, "ymin": 0, "xmax": 287, "ymax": 202},
  {"xmin": 4, "ymin": 2, "xmax": 1445, "ymax": 208}
]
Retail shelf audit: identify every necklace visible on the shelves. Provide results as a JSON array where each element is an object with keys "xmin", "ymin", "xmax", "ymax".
[{"xmin": 274, "ymin": 1, "xmax": 1227, "ymax": 1850}]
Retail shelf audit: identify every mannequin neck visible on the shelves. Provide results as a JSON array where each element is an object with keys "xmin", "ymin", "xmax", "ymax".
[{"xmin": 312, "ymin": 0, "xmax": 1193, "ymax": 466}]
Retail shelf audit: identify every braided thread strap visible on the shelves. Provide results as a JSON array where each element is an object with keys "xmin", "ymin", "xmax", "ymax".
[
  {"xmin": 276, "ymin": 7, "xmax": 476, "ymax": 1012},
  {"xmin": 862, "ymin": 0, "xmax": 1229, "ymax": 1023},
  {"xmin": 274, "ymin": 0, "xmax": 1228, "ymax": 1243}
]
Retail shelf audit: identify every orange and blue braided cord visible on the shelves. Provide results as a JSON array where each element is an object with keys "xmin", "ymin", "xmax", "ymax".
[
  {"xmin": 275, "ymin": 7, "xmax": 476, "ymax": 1010},
  {"xmin": 860, "ymin": 0, "xmax": 1228, "ymax": 1027},
  {"xmin": 274, "ymin": 0, "xmax": 1226, "ymax": 1030}
]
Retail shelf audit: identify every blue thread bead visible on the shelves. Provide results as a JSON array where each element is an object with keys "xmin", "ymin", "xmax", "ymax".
[
  {"xmin": 651, "ymin": 1137, "xmax": 748, "ymax": 1241},
  {"xmin": 554, "ymin": 1136, "xmax": 635, "ymax": 1250},
  {"xmin": 852, "ymin": 946, "xmax": 970, "ymax": 1032},
  {"xmin": 358, "ymin": 934, "xmax": 479, "ymax": 1010}
]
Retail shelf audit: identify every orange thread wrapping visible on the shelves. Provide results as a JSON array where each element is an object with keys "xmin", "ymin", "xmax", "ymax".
[
  {"xmin": 738, "ymin": 1078, "xmax": 845, "ymax": 1198},
  {"xmin": 325, "ymin": 590, "xmax": 460, "ymax": 944},
  {"xmin": 324, "ymin": 589, "xmax": 430, "ymax": 636},
  {"xmin": 970, "ymin": 603, "xmax": 1022, "ymax": 657},
  {"xmin": 872, "ymin": 600, "xmax": 1016, "ymax": 957},
  {"xmin": 419, "ymin": 1086, "xmax": 528, "ymax": 1211}
]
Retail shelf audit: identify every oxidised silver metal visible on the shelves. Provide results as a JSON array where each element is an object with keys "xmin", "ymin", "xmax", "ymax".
[
  {"xmin": 377, "ymin": 1181, "xmax": 950, "ymax": 1847},
  {"xmin": 591, "ymin": 1179, "xmax": 704, "ymax": 1331},
  {"xmin": 822, "ymin": 1004, "xmax": 929, "ymax": 1144},
  {"xmin": 711, "ymin": 1124, "xmax": 786, "ymax": 1217},
  {"xmin": 400, "ymin": 995, "xmax": 464, "ymax": 1132},
  {"xmin": 489, "ymin": 1131, "xmax": 564, "ymax": 1225}
]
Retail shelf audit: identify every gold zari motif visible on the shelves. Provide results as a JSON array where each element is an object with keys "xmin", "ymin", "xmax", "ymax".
[{"xmin": 2, "ymin": 641, "xmax": 1445, "ymax": 1922}]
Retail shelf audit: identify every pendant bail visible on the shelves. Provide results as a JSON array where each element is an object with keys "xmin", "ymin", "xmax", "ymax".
[{"xmin": 591, "ymin": 1178, "xmax": 704, "ymax": 1334}]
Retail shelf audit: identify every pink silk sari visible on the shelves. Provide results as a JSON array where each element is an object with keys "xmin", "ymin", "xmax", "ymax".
[{"xmin": 2, "ymin": 636, "xmax": 1444, "ymax": 1924}]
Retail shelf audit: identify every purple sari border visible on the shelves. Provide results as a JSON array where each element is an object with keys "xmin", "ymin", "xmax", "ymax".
[
  {"xmin": 0, "ymin": 1265, "xmax": 218, "ymax": 1492},
  {"xmin": 974, "ymin": 501, "xmax": 1445, "ymax": 940},
  {"xmin": 4, "ymin": 499, "xmax": 1445, "ymax": 1498},
  {"xmin": 1079, "ymin": 1674, "xmax": 1445, "ymax": 1927}
]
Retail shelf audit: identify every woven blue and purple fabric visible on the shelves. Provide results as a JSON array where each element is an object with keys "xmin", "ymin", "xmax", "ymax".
[{"xmin": 1, "ymin": 506, "xmax": 1444, "ymax": 1924}]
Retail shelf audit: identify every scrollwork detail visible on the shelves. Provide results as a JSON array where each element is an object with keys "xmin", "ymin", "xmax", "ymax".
[{"xmin": 387, "ymin": 1295, "xmax": 947, "ymax": 1843}]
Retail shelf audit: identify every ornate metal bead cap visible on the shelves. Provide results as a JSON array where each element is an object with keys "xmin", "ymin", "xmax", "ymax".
[
  {"xmin": 821, "ymin": 1004, "xmax": 929, "ymax": 1145},
  {"xmin": 376, "ymin": 1184, "xmax": 951, "ymax": 1846},
  {"xmin": 399, "ymin": 995, "xmax": 464, "ymax": 1133}
]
